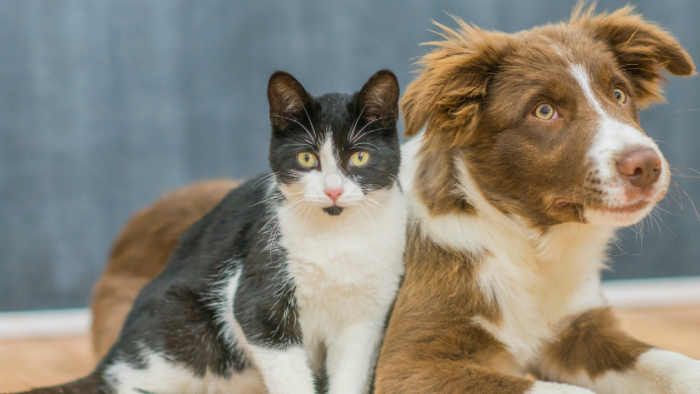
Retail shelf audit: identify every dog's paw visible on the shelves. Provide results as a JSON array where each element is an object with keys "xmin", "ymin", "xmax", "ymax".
[
  {"xmin": 635, "ymin": 349, "xmax": 700, "ymax": 394},
  {"xmin": 528, "ymin": 381, "xmax": 596, "ymax": 394}
]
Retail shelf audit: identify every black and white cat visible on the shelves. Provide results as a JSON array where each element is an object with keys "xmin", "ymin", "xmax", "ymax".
[{"xmin": 23, "ymin": 70, "xmax": 406, "ymax": 394}]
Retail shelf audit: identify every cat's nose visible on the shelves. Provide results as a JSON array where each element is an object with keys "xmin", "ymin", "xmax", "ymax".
[
  {"xmin": 324, "ymin": 174, "xmax": 344, "ymax": 203},
  {"xmin": 325, "ymin": 188, "xmax": 343, "ymax": 203}
]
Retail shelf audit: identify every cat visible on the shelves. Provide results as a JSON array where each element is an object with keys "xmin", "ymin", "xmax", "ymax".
[{"xmin": 21, "ymin": 69, "xmax": 406, "ymax": 394}]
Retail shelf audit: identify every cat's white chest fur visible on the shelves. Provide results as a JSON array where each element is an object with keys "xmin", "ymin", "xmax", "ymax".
[{"xmin": 276, "ymin": 185, "xmax": 407, "ymax": 370}]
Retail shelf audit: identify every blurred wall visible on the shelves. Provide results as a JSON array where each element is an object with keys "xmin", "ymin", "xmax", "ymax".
[{"xmin": 0, "ymin": 0, "xmax": 698, "ymax": 312}]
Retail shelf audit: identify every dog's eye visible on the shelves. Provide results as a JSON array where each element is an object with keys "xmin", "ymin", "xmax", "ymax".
[
  {"xmin": 534, "ymin": 104, "xmax": 557, "ymax": 120},
  {"xmin": 614, "ymin": 88, "xmax": 627, "ymax": 105}
]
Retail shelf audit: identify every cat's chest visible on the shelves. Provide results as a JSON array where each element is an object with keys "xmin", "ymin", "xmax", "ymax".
[{"xmin": 276, "ymin": 206, "xmax": 405, "ymax": 325}]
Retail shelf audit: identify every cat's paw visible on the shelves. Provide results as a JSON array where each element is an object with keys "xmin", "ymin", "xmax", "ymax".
[{"xmin": 527, "ymin": 381, "xmax": 596, "ymax": 394}]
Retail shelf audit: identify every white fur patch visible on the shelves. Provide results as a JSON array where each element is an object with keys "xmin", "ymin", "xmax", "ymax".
[
  {"xmin": 527, "ymin": 381, "xmax": 595, "ymax": 394},
  {"xmin": 276, "ymin": 181, "xmax": 406, "ymax": 392},
  {"xmin": 248, "ymin": 346, "xmax": 316, "ymax": 394},
  {"xmin": 569, "ymin": 64, "xmax": 669, "ymax": 227},
  {"xmin": 541, "ymin": 348, "xmax": 700, "ymax": 394},
  {"xmin": 105, "ymin": 348, "xmax": 265, "ymax": 394}
]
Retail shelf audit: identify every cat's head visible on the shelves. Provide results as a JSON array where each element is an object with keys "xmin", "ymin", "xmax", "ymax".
[{"xmin": 267, "ymin": 70, "xmax": 401, "ymax": 216}]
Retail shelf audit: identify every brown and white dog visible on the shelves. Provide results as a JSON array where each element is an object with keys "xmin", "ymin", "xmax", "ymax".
[{"xmin": 375, "ymin": 5, "xmax": 698, "ymax": 394}]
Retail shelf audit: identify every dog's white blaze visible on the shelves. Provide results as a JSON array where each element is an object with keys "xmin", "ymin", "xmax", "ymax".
[
  {"xmin": 569, "ymin": 64, "xmax": 668, "ymax": 225},
  {"xmin": 402, "ymin": 136, "xmax": 612, "ymax": 368},
  {"xmin": 105, "ymin": 348, "xmax": 265, "ymax": 394},
  {"xmin": 538, "ymin": 348, "xmax": 700, "ymax": 394}
]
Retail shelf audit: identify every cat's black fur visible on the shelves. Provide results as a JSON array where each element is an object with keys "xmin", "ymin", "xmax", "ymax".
[{"xmin": 19, "ymin": 70, "xmax": 401, "ymax": 394}]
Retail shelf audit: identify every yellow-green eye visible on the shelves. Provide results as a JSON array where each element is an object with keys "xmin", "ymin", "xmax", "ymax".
[
  {"xmin": 350, "ymin": 151, "xmax": 370, "ymax": 167},
  {"xmin": 297, "ymin": 152, "xmax": 317, "ymax": 168},
  {"xmin": 614, "ymin": 88, "xmax": 627, "ymax": 104},
  {"xmin": 534, "ymin": 103, "xmax": 556, "ymax": 120}
]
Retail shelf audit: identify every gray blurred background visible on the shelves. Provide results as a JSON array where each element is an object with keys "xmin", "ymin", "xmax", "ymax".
[{"xmin": 0, "ymin": 0, "xmax": 698, "ymax": 312}]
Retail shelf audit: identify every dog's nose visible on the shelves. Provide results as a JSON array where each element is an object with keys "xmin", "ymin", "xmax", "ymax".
[{"xmin": 617, "ymin": 148, "xmax": 661, "ymax": 189}]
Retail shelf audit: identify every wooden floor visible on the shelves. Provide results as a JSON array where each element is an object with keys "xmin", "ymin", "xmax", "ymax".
[{"xmin": 1, "ymin": 306, "xmax": 699, "ymax": 393}]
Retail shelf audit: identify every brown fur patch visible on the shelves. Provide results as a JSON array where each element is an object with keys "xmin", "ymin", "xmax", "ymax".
[
  {"xmin": 414, "ymin": 149, "xmax": 475, "ymax": 216},
  {"xmin": 541, "ymin": 307, "xmax": 652, "ymax": 379},
  {"xmin": 374, "ymin": 223, "xmax": 534, "ymax": 394},
  {"xmin": 90, "ymin": 179, "xmax": 240, "ymax": 358}
]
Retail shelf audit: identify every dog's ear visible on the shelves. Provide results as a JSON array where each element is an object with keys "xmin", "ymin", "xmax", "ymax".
[
  {"xmin": 268, "ymin": 71, "xmax": 314, "ymax": 129},
  {"xmin": 402, "ymin": 19, "xmax": 511, "ymax": 149},
  {"xmin": 355, "ymin": 69, "xmax": 400, "ymax": 128},
  {"xmin": 572, "ymin": 4, "xmax": 695, "ymax": 108}
]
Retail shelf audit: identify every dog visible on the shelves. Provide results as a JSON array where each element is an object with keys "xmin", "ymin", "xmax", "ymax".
[
  {"xmin": 374, "ymin": 5, "xmax": 699, "ymax": 394},
  {"xmin": 90, "ymin": 179, "xmax": 239, "ymax": 359}
]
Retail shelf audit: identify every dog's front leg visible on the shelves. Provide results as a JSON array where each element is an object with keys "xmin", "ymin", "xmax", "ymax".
[{"xmin": 537, "ymin": 307, "xmax": 700, "ymax": 394}]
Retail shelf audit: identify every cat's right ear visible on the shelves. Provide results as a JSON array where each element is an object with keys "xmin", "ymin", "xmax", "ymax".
[{"xmin": 268, "ymin": 71, "xmax": 313, "ymax": 129}]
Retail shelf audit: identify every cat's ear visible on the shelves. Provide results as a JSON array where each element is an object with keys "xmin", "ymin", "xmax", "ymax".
[
  {"xmin": 355, "ymin": 69, "xmax": 400, "ymax": 127},
  {"xmin": 268, "ymin": 71, "xmax": 314, "ymax": 129}
]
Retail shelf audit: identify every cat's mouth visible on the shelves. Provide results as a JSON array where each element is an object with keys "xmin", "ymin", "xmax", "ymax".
[{"xmin": 323, "ymin": 206, "xmax": 344, "ymax": 216}]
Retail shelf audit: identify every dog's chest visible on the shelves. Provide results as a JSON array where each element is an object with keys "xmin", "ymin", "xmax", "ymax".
[{"xmin": 475, "ymin": 224, "xmax": 611, "ymax": 369}]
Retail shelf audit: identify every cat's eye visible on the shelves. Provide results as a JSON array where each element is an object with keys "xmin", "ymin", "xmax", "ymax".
[
  {"xmin": 349, "ymin": 151, "xmax": 370, "ymax": 167},
  {"xmin": 614, "ymin": 88, "xmax": 627, "ymax": 105},
  {"xmin": 297, "ymin": 152, "xmax": 318, "ymax": 168},
  {"xmin": 534, "ymin": 103, "xmax": 557, "ymax": 120}
]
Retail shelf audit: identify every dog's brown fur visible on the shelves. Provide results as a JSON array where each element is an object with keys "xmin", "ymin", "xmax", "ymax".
[
  {"xmin": 542, "ymin": 307, "xmax": 651, "ymax": 379},
  {"xmin": 375, "ymin": 5, "xmax": 694, "ymax": 394},
  {"xmin": 375, "ymin": 223, "xmax": 530, "ymax": 393},
  {"xmin": 90, "ymin": 179, "xmax": 240, "ymax": 358}
]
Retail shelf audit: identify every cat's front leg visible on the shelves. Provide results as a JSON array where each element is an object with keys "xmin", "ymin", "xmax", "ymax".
[
  {"xmin": 325, "ymin": 320, "xmax": 382, "ymax": 394},
  {"xmin": 538, "ymin": 307, "xmax": 700, "ymax": 394},
  {"xmin": 234, "ymin": 266, "xmax": 316, "ymax": 394},
  {"xmin": 246, "ymin": 345, "xmax": 317, "ymax": 394}
]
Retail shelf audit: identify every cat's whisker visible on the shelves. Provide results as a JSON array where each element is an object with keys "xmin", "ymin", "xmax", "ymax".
[
  {"xmin": 349, "ymin": 105, "xmax": 367, "ymax": 143},
  {"xmin": 352, "ymin": 116, "xmax": 392, "ymax": 143},
  {"xmin": 353, "ymin": 127, "xmax": 391, "ymax": 144},
  {"xmin": 249, "ymin": 172, "xmax": 279, "ymax": 193},
  {"xmin": 363, "ymin": 199, "xmax": 388, "ymax": 219},
  {"xmin": 364, "ymin": 197, "xmax": 389, "ymax": 213},
  {"xmin": 274, "ymin": 114, "xmax": 315, "ymax": 143},
  {"xmin": 302, "ymin": 107, "xmax": 317, "ymax": 139}
]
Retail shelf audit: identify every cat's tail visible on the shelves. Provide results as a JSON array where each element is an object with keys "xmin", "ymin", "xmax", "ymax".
[{"xmin": 11, "ymin": 372, "xmax": 112, "ymax": 394}]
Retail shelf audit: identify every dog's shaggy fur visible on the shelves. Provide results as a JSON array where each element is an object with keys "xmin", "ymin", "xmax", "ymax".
[
  {"xmin": 90, "ymin": 179, "xmax": 239, "ymax": 358},
  {"xmin": 375, "ymin": 5, "xmax": 699, "ymax": 394}
]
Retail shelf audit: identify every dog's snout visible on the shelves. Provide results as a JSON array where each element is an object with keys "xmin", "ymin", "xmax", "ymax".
[{"xmin": 617, "ymin": 147, "xmax": 661, "ymax": 189}]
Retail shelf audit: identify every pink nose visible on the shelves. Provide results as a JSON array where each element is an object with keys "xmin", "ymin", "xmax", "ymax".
[
  {"xmin": 325, "ymin": 188, "xmax": 343, "ymax": 203},
  {"xmin": 617, "ymin": 147, "xmax": 662, "ymax": 190}
]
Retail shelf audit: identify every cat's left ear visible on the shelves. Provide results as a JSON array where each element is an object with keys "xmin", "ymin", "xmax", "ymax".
[
  {"xmin": 268, "ymin": 71, "xmax": 314, "ymax": 129},
  {"xmin": 355, "ymin": 69, "xmax": 400, "ymax": 127}
]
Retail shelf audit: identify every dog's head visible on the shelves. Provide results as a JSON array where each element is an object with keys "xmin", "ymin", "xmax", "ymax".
[{"xmin": 405, "ymin": 5, "xmax": 695, "ymax": 229}]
